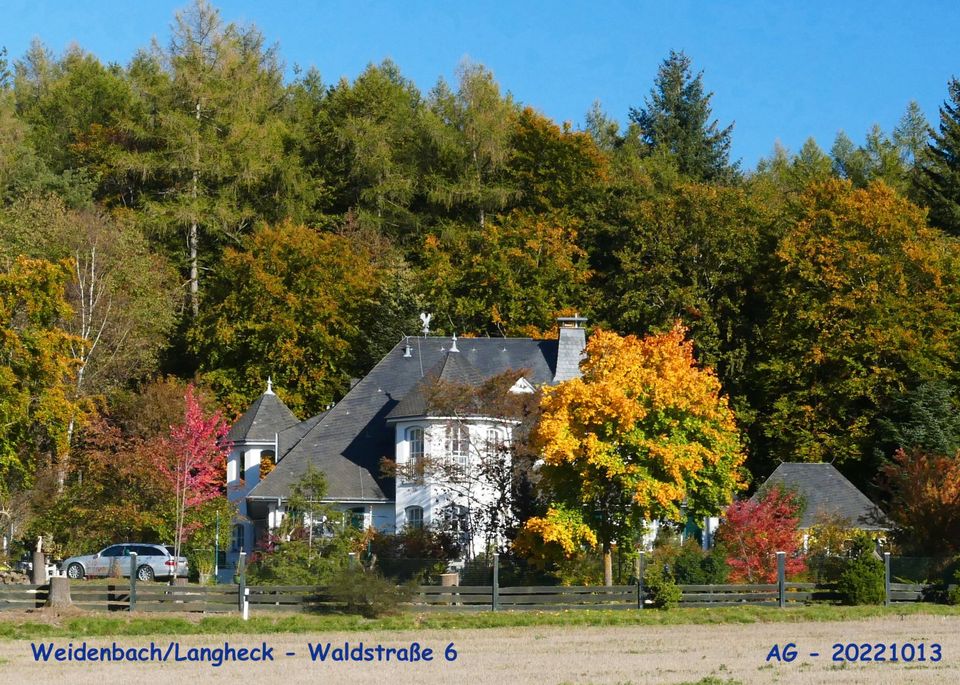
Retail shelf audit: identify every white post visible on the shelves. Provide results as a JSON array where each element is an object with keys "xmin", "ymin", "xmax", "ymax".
[{"xmin": 242, "ymin": 587, "xmax": 249, "ymax": 621}]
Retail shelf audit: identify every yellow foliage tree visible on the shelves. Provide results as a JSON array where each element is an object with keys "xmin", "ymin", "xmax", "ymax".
[{"xmin": 519, "ymin": 326, "xmax": 746, "ymax": 585}]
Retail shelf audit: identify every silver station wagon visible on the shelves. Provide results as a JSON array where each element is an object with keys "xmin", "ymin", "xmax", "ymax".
[{"xmin": 61, "ymin": 543, "xmax": 188, "ymax": 581}]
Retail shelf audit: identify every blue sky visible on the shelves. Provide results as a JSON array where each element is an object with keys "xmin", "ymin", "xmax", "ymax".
[{"xmin": 4, "ymin": 1, "xmax": 959, "ymax": 168}]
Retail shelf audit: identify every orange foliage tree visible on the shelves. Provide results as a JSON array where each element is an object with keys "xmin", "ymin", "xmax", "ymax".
[
  {"xmin": 517, "ymin": 326, "xmax": 746, "ymax": 585},
  {"xmin": 881, "ymin": 448, "xmax": 960, "ymax": 555}
]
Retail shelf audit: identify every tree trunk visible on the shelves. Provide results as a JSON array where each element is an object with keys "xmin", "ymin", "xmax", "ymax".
[
  {"xmin": 190, "ymin": 100, "xmax": 201, "ymax": 317},
  {"xmin": 189, "ymin": 219, "xmax": 199, "ymax": 317},
  {"xmin": 603, "ymin": 543, "xmax": 613, "ymax": 587}
]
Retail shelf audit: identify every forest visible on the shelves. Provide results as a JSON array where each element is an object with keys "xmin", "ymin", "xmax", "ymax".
[{"xmin": 3, "ymin": 0, "xmax": 960, "ymax": 562}]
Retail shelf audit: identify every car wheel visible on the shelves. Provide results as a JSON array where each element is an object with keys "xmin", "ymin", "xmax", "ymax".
[
  {"xmin": 136, "ymin": 565, "xmax": 155, "ymax": 582},
  {"xmin": 66, "ymin": 563, "xmax": 84, "ymax": 580}
]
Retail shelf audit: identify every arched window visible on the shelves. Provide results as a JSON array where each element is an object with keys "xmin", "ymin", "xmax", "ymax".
[
  {"xmin": 231, "ymin": 524, "xmax": 244, "ymax": 552},
  {"xmin": 405, "ymin": 506, "xmax": 424, "ymax": 530},
  {"xmin": 260, "ymin": 450, "xmax": 275, "ymax": 478},
  {"xmin": 406, "ymin": 427, "xmax": 424, "ymax": 482},
  {"xmin": 445, "ymin": 424, "xmax": 470, "ymax": 468}
]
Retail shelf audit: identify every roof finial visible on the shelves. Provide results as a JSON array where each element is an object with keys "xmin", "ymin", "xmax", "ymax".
[
  {"xmin": 450, "ymin": 333, "xmax": 459, "ymax": 352},
  {"xmin": 266, "ymin": 376, "xmax": 274, "ymax": 394}
]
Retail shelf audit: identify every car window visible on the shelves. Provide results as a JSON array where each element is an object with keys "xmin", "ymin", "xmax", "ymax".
[
  {"xmin": 101, "ymin": 545, "xmax": 124, "ymax": 557},
  {"xmin": 135, "ymin": 545, "xmax": 163, "ymax": 557}
]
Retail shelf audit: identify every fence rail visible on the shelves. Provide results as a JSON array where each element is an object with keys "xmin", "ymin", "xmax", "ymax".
[
  {"xmin": 0, "ymin": 584, "xmax": 48, "ymax": 611},
  {"xmin": 3, "ymin": 551, "xmax": 936, "ymax": 615}
]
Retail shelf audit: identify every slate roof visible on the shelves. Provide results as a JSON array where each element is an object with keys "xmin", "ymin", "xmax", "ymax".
[
  {"xmin": 225, "ymin": 390, "xmax": 300, "ymax": 443},
  {"xmin": 755, "ymin": 463, "xmax": 891, "ymax": 530},
  {"xmin": 385, "ymin": 351, "xmax": 486, "ymax": 421},
  {"xmin": 248, "ymin": 336, "xmax": 560, "ymax": 503},
  {"xmin": 277, "ymin": 412, "xmax": 326, "ymax": 461}
]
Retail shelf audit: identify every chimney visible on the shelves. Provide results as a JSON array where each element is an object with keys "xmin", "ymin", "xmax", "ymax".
[{"xmin": 553, "ymin": 315, "xmax": 587, "ymax": 382}]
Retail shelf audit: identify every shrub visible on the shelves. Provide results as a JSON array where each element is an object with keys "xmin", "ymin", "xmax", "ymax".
[
  {"xmin": 947, "ymin": 569, "xmax": 960, "ymax": 606},
  {"xmin": 326, "ymin": 567, "xmax": 411, "ymax": 618},
  {"xmin": 673, "ymin": 540, "xmax": 729, "ymax": 585},
  {"xmin": 643, "ymin": 563, "xmax": 682, "ymax": 609},
  {"xmin": 835, "ymin": 533, "xmax": 885, "ymax": 605},
  {"xmin": 368, "ymin": 527, "xmax": 459, "ymax": 582}
]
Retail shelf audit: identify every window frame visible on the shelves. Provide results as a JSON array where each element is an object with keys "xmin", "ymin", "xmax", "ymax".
[
  {"xmin": 231, "ymin": 523, "xmax": 245, "ymax": 552},
  {"xmin": 405, "ymin": 505, "xmax": 424, "ymax": 530},
  {"xmin": 406, "ymin": 426, "xmax": 425, "ymax": 483},
  {"xmin": 445, "ymin": 423, "xmax": 470, "ymax": 468}
]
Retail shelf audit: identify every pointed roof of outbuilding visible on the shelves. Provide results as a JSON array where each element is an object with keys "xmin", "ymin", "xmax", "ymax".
[
  {"xmin": 755, "ymin": 462, "xmax": 891, "ymax": 530},
  {"xmin": 225, "ymin": 382, "xmax": 301, "ymax": 443}
]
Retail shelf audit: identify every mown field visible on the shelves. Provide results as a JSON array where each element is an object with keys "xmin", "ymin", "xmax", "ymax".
[{"xmin": 0, "ymin": 607, "xmax": 959, "ymax": 684}]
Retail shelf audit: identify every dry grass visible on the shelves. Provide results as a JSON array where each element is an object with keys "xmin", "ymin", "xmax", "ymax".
[{"xmin": 0, "ymin": 613, "xmax": 957, "ymax": 684}]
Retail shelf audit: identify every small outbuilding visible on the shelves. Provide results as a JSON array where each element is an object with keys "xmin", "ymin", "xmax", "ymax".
[{"xmin": 755, "ymin": 462, "xmax": 891, "ymax": 532}]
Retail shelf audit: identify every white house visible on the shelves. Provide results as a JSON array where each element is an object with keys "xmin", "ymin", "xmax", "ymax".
[{"xmin": 220, "ymin": 316, "xmax": 588, "ymax": 579}]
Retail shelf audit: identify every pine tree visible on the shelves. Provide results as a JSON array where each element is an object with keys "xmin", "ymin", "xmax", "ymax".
[
  {"xmin": 121, "ymin": 0, "xmax": 289, "ymax": 316},
  {"xmin": 628, "ymin": 50, "xmax": 735, "ymax": 181},
  {"xmin": 916, "ymin": 77, "xmax": 960, "ymax": 235}
]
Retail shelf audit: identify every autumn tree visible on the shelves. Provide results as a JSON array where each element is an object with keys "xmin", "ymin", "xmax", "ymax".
[
  {"xmin": 750, "ymin": 180, "xmax": 960, "ymax": 479},
  {"xmin": 27, "ymin": 414, "xmax": 169, "ymax": 558},
  {"xmin": 881, "ymin": 448, "xmax": 960, "ymax": 556},
  {"xmin": 189, "ymin": 220, "xmax": 417, "ymax": 416},
  {"xmin": 629, "ymin": 50, "xmax": 736, "ymax": 182},
  {"xmin": 506, "ymin": 107, "xmax": 608, "ymax": 215},
  {"xmin": 418, "ymin": 211, "xmax": 592, "ymax": 336},
  {"xmin": 520, "ymin": 327, "xmax": 746, "ymax": 585},
  {"xmin": 158, "ymin": 384, "xmax": 231, "ymax": 564},
  {"xmin": 0, "ymin": 257, "xmax": 80, "ymax": 495},
  {"xmin": 714, "ymin": 486, "xmax": 806, "ymax": 583}
]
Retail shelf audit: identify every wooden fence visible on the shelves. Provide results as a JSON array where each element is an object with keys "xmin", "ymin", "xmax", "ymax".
[
  {"xmin": 0, "ymin": 550, "xmax": 932, "ymax": 614},
  {"xmin": 0, "ymin": 577, "xmax": 930, "ymax": 614},
  {"xmin": 0, "ymin": 584, "xmax": 48, "ymax": 611}
]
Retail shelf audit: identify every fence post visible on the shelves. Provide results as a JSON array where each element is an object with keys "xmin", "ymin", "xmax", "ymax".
[
  {"xmin": 777, "ymin": 551, "xmax": 786, "ymax": 608},
  {"xmin": 637, "ymin": 551, "xmax": 645, "ymax": 610},
  {"xmin": 31, "ymin": 550, "xmax": 46, "ymax": 585},
  {"xmin": 492, "ymin": 553, "xmax": 499, "ymax": 612},
  {"xmin": 129, "ymin": 552, "xmax": 137, "ymax": 612},
  {"xmin": 237, "ymin": 551, "xmax": 246, "ymax": 613},
  {"xmin": 884, "ymin": 552, "xmax": 891, "ymax": 607}
]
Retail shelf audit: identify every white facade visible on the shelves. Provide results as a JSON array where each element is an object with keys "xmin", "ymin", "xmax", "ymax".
[
  {"xmin": 224, "ymin": 437, "xmax": 277, "ymax": 578},
  {"xmin": 392, "ymin": 416, "xmax": 515, "ymax": 559}
]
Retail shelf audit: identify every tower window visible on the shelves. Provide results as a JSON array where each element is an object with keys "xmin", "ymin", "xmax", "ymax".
[{"xmin": 445, "ymin": 424, "xmax": 469, "ymax": 468}]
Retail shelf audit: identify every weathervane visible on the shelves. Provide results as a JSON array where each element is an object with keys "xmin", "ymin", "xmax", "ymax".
[{"xmin": 419, "ymin": 312, "xmax": 432, "ymax": 336}]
